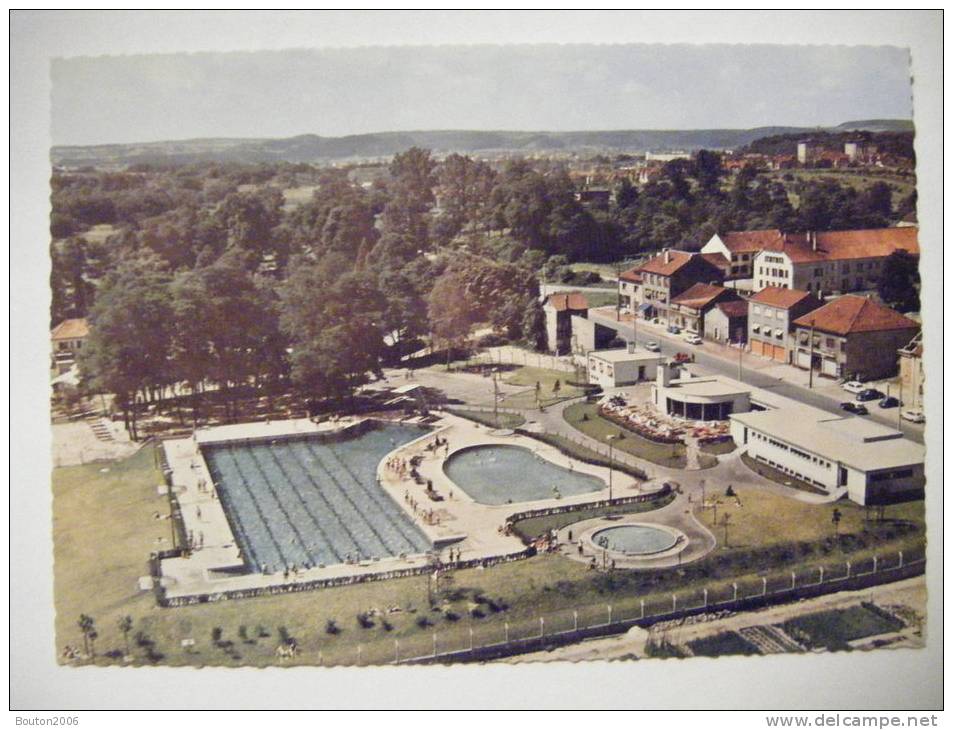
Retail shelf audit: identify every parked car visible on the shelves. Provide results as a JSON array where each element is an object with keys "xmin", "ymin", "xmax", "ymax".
[
  {"xmin": 878, "ymin": 396, "xmax": 901, "ymax": 409},
  {"xmin": 684, "ymin": 334, "xmax": 702, "ymax": 346},
  {"xmin": 840, "ymin": 401, "xmax": 869, "ymax": 415},
  {"xmin": 673, "ymin": 352, "xmax": 692, "ymax": 364},
  {"xmin": 644, "ymin": 341, "xmax": 661, "ymax": 352},
  {"xmin": 666, "ymin": 325, "xmax": 681, "ymax": 335},
  {"xmin": 855, "ymin": 388, "xmax": 885, "ymax": 402},
  {"xmin": 842, "ymin": 380, "xmax": 865, "ymax": 394},
  {"xmin": 901, "ymin": 409, "xmax": 925, "ymax": 424}
]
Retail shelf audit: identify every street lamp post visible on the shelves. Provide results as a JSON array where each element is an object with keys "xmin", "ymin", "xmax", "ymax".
[{"xmin": 606, "ymin": 435, "xmax": 617, "ymax": 501}]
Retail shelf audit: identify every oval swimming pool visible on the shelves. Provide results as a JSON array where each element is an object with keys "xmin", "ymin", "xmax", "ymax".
[
  {"xmin": 443, "ymin": 444, "xmax": 605, "ymax": 505},
  {"xmin": 591, "ymin": 524, "xmax": 677, "ymax": 555}
]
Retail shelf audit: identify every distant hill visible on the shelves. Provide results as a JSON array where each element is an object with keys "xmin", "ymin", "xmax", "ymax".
[
  {"xmin": 836, "ymin": 119, "xmax": 915, "ymax": 133},
  {"xmin": 51, "ymin": 121, "xmax": 913, "ymax": 167}
]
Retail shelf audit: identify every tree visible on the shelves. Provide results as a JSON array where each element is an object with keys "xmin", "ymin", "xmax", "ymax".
[
  {"xmin": 427, "ymin": 267, "xmax": 477, "ymax": 368},
  {"xmin": 692, "ymin": 150, "xmax": 723, "ymax": 192},
  {"xmin": 77, "ymin": 252, "xmax": 174, "ymax": 440},
  {"xmin": 118, "ymin": 615, "xmax": 133, "ymax": 656},
  {"xmin": 280, "ymin": 258, "xmax": 387, "ymax": 400},
  {"xmin": 877, "ymin": 250, "xmax": 920, "ymax": 313},
  {"xmin": 433, "ymin": 153, "xmax": 497, "ymax": 243},
  {"xmin": 50, "ymin": 237, "xmax": 96, "ymax": 326},
  {"xmin": 78, "ymin": 614, "xmax": 97, "ymax": 657}
]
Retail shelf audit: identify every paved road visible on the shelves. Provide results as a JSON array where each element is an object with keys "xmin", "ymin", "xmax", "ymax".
[{"xmin": 588, "ymin": 309, "xmax": 925, "ymax": 444}]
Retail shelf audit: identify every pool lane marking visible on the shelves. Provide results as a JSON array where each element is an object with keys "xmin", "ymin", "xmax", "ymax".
[
  {"xmin": 243, "ymin": 444, "xmax": 321, "ymax": 569},
  {"xmin": 281, "ymin": 440, "xmax": 368, "ymax": 559},
  {"xmin": 258, "ymin": 442, "xmax": 343, "ymax": 563},
  {"xmin": 323, "ymin": 442, "xmax": 430, "ymax": 553},
  {"xmin": 218, "ymin": 445, "xmax": 291, "ymax": 570},
  {"xmin": 300, "ymin": 439, "xmax": 394, "ymax": 559},
  {"xmin": 202, "ymin": 447, "xmax": 261, "ymax": 571}
]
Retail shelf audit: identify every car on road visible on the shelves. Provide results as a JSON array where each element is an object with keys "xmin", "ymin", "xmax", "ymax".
[
  {"xmin": 840, "ymin": 401, "xmax": 869, "ymax": 415},
  {"xmin": 644, "ymin": 341, "xmax": 661, "ymax": 352},
  {"xmin": 901, "ymin": 409, "xmax": 925, "ymax": 424},
  {"xmin": 673, "ymin": 352, "xmax": 692, "ymax": 364},
  {"xmin": 684, "ymin": 334, "xmax": 703, "ymax": 346},
  {"xmin": 666, "ymin": 325, "xmax": 681, "ymax": 335},
  {"xmin": 878, "ymin": 396, "xmax": 901, "ymax": 409},
  {"xmin": 841, "ymin": 380, "xmax": 865, "ymax": 394},
  {"xmin": 855, "ymin": 388, "xmax": 885, "ymax": 402}
]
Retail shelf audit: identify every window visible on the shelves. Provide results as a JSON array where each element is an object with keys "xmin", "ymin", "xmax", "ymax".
[
  {"xmin": 775, "ymin": 329, "xmax": 784, "ymax": 339},
  {"xmin": 764, "ymin": 308, "xmax": 773, "ymax": 319},
  {"xmin": 826, "ymin": 337, "xmax": 835, "ymax": 348},
  {"xmin": 752, "ymin": 305, "xmax": 761, "ymax": 315},
  {"xmin": 752, "ymin": 324, "xmax": 760, "ymax": 334}
]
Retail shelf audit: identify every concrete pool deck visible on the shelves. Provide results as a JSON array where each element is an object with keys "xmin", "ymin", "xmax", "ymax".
[{"xmin": 157, "ymin": 413, "xmax": 680, "ymax": 603}]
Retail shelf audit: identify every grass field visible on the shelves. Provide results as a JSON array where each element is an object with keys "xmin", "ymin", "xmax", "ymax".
[
  {"xmin": 500, "ymin": 366, "xmax": 586, "ymax": 410},
  {"xmin": 563, "ymin": 401, "xmax": 687, "ymax": 469},
  {"xmin": 699, "ymin": 438, "xmax": 737, "ymax": 456},
  {"xmin": 580, "ymin": 291, "xmax": 619, "ymax": 309},
  {"xmin": 781, "ymin": 604, "xmax": 906, "ymax": 651},
  {"xmin": 448, "ymin": 409, "xmax": 526, "ymax": 429},
  {"xmin": 512, "ymin": 490, "xmax": 676, "ymax": 540},
  {"xmin": 695, "ymin": 481, "xmax": 925, "ymax": 552}
]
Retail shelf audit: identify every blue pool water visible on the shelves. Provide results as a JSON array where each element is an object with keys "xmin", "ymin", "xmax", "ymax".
[
  {"xmin": 202, "ymin": 422, "xmax": 432, "ymax": 573},
  {"xmin": 442, "ymin": 444, "xmax": 605, "ymax": 505},
  {"xmin": 592, "ymin": 525, "xmax": 676, "ymax": 555}
]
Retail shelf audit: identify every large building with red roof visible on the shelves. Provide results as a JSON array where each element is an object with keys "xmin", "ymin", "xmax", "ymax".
[
  {"xmin": 667, "ymin": 282, "xmax": 740, "ymax": 337},
  {"xmin": 702, "ymin": 227, "xmax": 919, "ymax": 295},
  {"xmin": 791, "ymin": 294, "xmax": 919, "ymax": 380}
]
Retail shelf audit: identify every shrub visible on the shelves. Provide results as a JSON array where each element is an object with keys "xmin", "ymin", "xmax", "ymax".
[
  {"xmin": 357, "ymin": 612, "xmax": 375, "ymax": 629},
  {"xmin": 211, "ymin": 627, "xmax": 223, "ymax": 646},
  {"xmin": 416, "ymin": 616, "xmax": 433, "ymax": 629},
  {"xmin": 325, "ymin": 619, "xmax": 340, "ymax": 635}
]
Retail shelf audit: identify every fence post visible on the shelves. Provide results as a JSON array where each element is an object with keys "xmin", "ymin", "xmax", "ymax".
[
  {"xmin": 762, "ymin": 577, "xmax": 767, "ymax": 596},
  {"xmin": 819, "ymin": 566, "xmax": 824, "ymax": 584},
  {"xmin": 732, "ymin": 582, "xmax": 738, "ymax": 602},
  {"xmin": 672, "ymin": 594, "xmax": 677, "ymax": 612},
  {"xmin": 872, "ymin": 556, "xmax": 878, "ymax": 574},
  {"xmin": 640, "ymin": 599, "xmax": 645, "ymax": 619},
  {"xmin": 469, "ymin": 626, "xmax": 474, "ymax": 651},
  {"xmin": 791, "ymin": 571, "xmax": 796, "ymax": 590},
  {"xmin": 898, "ymin": 550, "xmax": 903, "ymax": 568},
  {"xmin": 607, "ymin": 604, "xmax": 613, "ymax": 624},
  {"xmin": 433, "ymin": 632, "xmax": 437, "ymax": 657},
  {"xmin": 573, "ymin": 610, "xmax": 578, "ymax": 631},
  {"xmin": 504, "ymin": 622, "xmax": 509, "ymax": 643},
  {"xmin": 539, "ymin": 617, "xmax": 545, "ymax": 638},
  {"xmin": 703, "ymin": 588, "xmax": 708, "ymax": 608},
  {"xmin": 394, "ymin": 639, "xmax": 399, "ymax": 664},
  {"xmin": 846, "ymin": 561, "xmax": 851, "ymax": 578},
  {"xmin": 357, "ymin": 645, "xmax": 362, "ymax": 665}
]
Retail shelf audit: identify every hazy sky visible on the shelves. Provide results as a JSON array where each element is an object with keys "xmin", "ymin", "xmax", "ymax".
[{"xmin": 51, "ymin": 43, "xmax": 913, "ymax": 146}]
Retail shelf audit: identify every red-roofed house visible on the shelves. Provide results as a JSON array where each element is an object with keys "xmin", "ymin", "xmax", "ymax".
[
  {"xmin": 668, "ymin": 283, "xmax": 740, "ymax": 337},
  {"xmin": 543, "ymin": 292, "xmax": 589, "ymax": 355},
  {"xmin": 753, "ymin": 227, "xmax": 919, "ymax": 296},
  {"xmin": 747, "ymin": 286, "xmax": 823, "ymax": 363},
  {"xmin": 618, "ymin": 249, "xmax": 726, "ymax": 326},
  {"xmin": 50, "ymin": 317, "xmax": 89, "ymax": 375},
  {"xmin": 791, "ymin": 295, "xmax": 919, "ymax": 380},
  {"xmin": 704, "ymin": 299, "xmax": 750, "ymax": 345},
  {"xmin": 701, "ymin": 230, "xmax": 783, "ymax": 279}
]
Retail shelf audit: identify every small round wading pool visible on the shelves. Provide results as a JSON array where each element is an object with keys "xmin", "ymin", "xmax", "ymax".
[{"xmin": 591, "ymin": 524, "xmax": 677, "ymax": 556}]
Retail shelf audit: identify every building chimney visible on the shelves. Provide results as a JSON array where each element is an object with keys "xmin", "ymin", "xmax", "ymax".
[
  {"xmin": 811, "ymin": 231, "xmax": 818, "ymax": 251},
  {"xmin": 627, "ymin": 341, "xmax": 636, "ymax": 354},
  {"xmin": 663, "ymin": 249, "xmax": 671, "ymax": 264}
]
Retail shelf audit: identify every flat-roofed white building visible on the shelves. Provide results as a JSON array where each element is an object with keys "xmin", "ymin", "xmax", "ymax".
[
  {"xmin": 730, "ymin": 406, "xmax": 925, "ymax": 505},
  {"xmin": 587, "ymin": 346, "xmax": 665, "ymax": 389},
  {"xmin": 651, "ymin": 370, "xmax": 752, "ymax": 421}
]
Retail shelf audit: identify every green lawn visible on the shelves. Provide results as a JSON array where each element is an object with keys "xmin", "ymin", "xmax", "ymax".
[
  {"xmin": 696, "ymin": 481, "xmax": 925, "ymax": 552},
  {"xmin": 580, "ymin": 291, "xmax": 619, "ymax": 309},
  {"xmin": 563, "ymin": 402, "xmax": 688, "ymax": 469},
  {"xmin": 516, "ymin": 431, "xmax": 647, "ymax": 480},
  {"xmin": 500, "ymin": 366, "xmax": 586, "ymax": 409},
  {"xmin": 512, "ymin": 490, "xmax": 675, "ymax": 540},
  {"xmin": 781, "ymin": 604, "xmax": 906, "ymax": 651},
  {"xmin": 699, "ymin": 438, "xmax": 737, "ymax": 456},
  {"xmin": 448, "ymin": 409, "xmax": 526, "ymax": 429}
]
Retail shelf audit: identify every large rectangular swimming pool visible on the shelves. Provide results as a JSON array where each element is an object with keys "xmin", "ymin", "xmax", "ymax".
[{"xmin": 202, "ymin": 422, "xmax": 432, "ymax": 573}]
